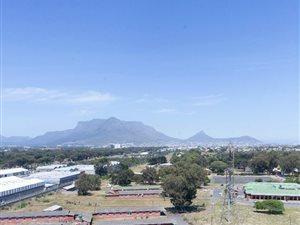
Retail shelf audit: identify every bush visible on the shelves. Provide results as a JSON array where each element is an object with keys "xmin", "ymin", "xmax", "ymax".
[
  {"xmin": 254, "ymin": 200, "xmax": 285, "ymax": 214},
  {"xmin": 75, "ymin": 174, "xmax": 101, "ymax": 195}
]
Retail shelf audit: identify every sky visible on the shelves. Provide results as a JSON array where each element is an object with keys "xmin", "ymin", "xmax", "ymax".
[{"xmin": 1, "ymin": 0, "xmax": 299, "ymax": 144}]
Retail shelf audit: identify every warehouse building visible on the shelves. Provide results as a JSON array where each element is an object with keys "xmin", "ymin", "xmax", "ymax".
[
  {"xmin": 26, "ymin": 171, "xmax": 81, "ymax": 187},
  {"xmin": 112, "ymin": 185, "xmax": 162, "ymax": 191},
  {"xmin": 106, "ymin": 189, "xmax": 162, "ymax": 198},
  {"xmin": 36, "ymin": 164, "xmax": 66, "ymax": 172},
  {"xmin": 55, "ymin": 164, "xmax": 95, "ymax": 175},
  {"xmin": 0, "ymin": 176, "xmax": 45, "ymax": 205},
  {"xmin": 93, "ymin": 207, "xmax": 166, "ymax": 219},
  {"xmin": 244, "ymin": 182, "xmax": 300, "ymax": 201},
  {"xmin": 0, "ymin": 167, "xmax": 29, "ymax": 178},
  {"xmin": 0, "ymin": 211, "xmax": 92, "ymax": 225}
]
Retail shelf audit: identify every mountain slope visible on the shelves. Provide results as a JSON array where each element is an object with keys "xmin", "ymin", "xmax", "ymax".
[
  {"xmin": 186, "ymin": 131, "xmax": 261, "ymax": 145},
  {"xmin": 29, "ymin": 117, "xmax": 179, "ymax": 146},
  {"xmin": 0, "ymin": 136, "xmax": 31, "ymax": 145},
  {"xmin": 4, "ymin": 117, "xmax": 261, "ymax": 146}
]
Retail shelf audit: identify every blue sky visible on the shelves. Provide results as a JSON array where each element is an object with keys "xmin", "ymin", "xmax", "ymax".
[{"xmin": 1, "ymin": 0, "xmax": 299, "ymax": 143}]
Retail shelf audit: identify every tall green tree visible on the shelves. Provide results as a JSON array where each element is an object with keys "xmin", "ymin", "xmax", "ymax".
[
  {"xmin": 75, "ymin": 174, "xmax": 101, "ymax": 196},
  {"xmin": 111, "ymin": 168, "xmax": 134, "ymax": 186},
  {"xmin": 280, "ymin": 153, "xmax": 300, "ymax": 174},
  {"xmin": 141, "ymin": 167, "xmax": 159, "ymax": 184},
  {"xmin": 162, "ymin": 175, "xmax": 197, "ymax": 209},
  {"xmin": 209, "ymin": 161, "xmax": 228, "ymax": 174}
]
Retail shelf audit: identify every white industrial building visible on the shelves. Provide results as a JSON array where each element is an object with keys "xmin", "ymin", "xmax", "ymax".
[
  {"xmin": 36, "ymin": 164, "xmax": 67, "ymax": 172},
  {"xmin": 0, "ymin": 168, "xmax": 29, "ymax": 178},
  {"xmin": 54, "ymin": 164, "xmax": 95, "ymax": 175},
  {"xmin": 0, "ymin": 176, "xmax": 45, "ymax": 204},
  {"xmin": 26, "ymin": 171, "xmax": 81, "ymax": 187}
]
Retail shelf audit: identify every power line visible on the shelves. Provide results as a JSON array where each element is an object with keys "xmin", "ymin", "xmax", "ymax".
[{"xmin": 0, "ymin": 0, "xmax": 3, "ymax": 149}]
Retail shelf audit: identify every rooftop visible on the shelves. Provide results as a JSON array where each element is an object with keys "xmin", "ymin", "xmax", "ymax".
[
  {"xmin": 0, "ymin": 211, "xmax": 75, "ymax": 219},
  {"xmin": 112, "ymin": 185, "xmax": 162, "ymax": 191},
  {"xmin": 26, "ymin": 171, "xmax": 80, "ymax": 184},
  {"xmin": 55, "ymin": 164, "xmax": 94, "ymax": 172},
  {"xmin": 0, "ymin": 167, "xmax": 28, "ymax": 176},
  {"xmin": 43, "ymin": 205, "xmax": 63, "ymax": 212},
  {"xmin": 95, "ymin": 206, "xmax": 166, "ymax": 214},
  {"xmin": 107, "ymin": 190, "xmax": 162, "ymax": 196},
  {"xmin": 244, "ymin": 182, "xmax": 300, "ymax": 196},
  {"xmin": 36, "ymin": 164, "xmax": 66, "ymax": 171},
  {"xmin": 0, "ymin": 176, "xmax": 44, "ymax": 193}
]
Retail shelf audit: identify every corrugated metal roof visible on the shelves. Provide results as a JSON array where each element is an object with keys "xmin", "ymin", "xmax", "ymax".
[
  {"xmin": 113, "ymin": 185, "xmax": 162, "ymax": 191},
  {"xmin": 95, "ymin": 206, "xmax": 166, "ymax": 214},
  {"xmin": 43, "ymin": 205, "xmax": 63, "ymax": 212},
  {"xmin": 0, "ymin": 167, "xmax": 28, "ymax": 176},
  {"xmin": 244, "ymin": 182, "xmax": 300, "ymax": 196},
  {"xmin": 106, "ymin": 190, "xmax": 162, "ymax": 196},
  {"xmin": 0, "ymin": 176, "xmax": 45, "ymax": 193},
  {"xmin": 0, "ymin": 211, "xmax": 74, "ymax": 219}
]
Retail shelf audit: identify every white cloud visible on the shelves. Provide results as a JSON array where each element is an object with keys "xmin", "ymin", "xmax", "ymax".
[
  {"xmin": 3, "ymin": 87, "xmax": 116, "ymax": 105},
  {"xmin": 192, "ymin": 94, "xmax": 226, "ymax": 106},
  {"xmin": 153, "ymin": 108, "xmax": 177, "ymax": 114},
  {"xmin": 135, "ymin": 95, "xmax": 170, "ymax": 104}
]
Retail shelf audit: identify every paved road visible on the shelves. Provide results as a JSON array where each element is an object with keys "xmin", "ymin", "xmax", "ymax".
[{"xmin": 166, "ymin": 213, "xmax": 189, "ymax": 225}]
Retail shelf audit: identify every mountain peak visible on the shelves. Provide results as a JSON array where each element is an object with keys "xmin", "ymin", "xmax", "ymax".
[
  {"xmin": 106, "ymin": 117, "xmax": 121, "ymax": 122},
  {"xmin": 187, "ymin": 130, "xmax": 213, "ymax": 142}
]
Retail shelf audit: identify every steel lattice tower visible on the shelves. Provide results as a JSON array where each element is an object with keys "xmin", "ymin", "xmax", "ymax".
[{"xmin": 220, "ymin": 143, "xmax": 239, "ymax": 224}]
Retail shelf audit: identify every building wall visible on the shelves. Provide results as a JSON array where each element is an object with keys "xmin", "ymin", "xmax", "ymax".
[
  {"xmin": 246, "ymin": 194, "xmax": 300, "ymax": 201},
  {"xmin": 0, "ymin": 216, "xmax": 75, "ymax": 225},
  {"xmin": 59, "ymin": 173, "xmax": 81, "ymax": 186},
  {"xmin": 0, "ymin": 186, "xmax": 45, "ymax": 205}
]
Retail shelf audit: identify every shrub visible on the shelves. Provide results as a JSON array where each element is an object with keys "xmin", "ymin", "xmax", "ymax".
[{"xmin": 254, "ymin": 200, "xmax": 285, "ymax": 214}]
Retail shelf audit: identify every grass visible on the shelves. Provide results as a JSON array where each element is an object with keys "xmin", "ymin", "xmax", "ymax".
[
  {"xmin": 182, "ymin": 183, "xmax": 300, "ymax": 225},
  {"xmin": 130, "ymin": 163, "xmax": 147, "ymax": 173},
  {"xmin": 1, "ymin": 176, "xmax": 299, "ymax": 225},
  {"xmin": 1, "ymin": 183, "xmax": 171, "ymax": 213}
]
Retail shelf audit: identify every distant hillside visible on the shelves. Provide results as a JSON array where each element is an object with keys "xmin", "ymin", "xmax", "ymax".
[
  {"xmin": 185, "ymin": 131, "xmax": 261, "ymax": 145},
  {"xmin": 2, "ymin": 117, "xmax": 261, "ymax": 146},
  {"xmin": 0, "ymin": 136, "xmax": 31, "ymax": 145}
]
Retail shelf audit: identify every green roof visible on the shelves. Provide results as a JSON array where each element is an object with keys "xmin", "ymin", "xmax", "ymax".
[{"xmin": 244, "ymin": 182, "xmax": 300, "ymax": 197}]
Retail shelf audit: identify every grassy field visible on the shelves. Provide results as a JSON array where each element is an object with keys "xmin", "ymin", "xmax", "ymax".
[
  {"xmin": 0, "ymin": 181, "xmax": 171, "ymax": 213},
  {"xmin": 1, "ymin": 174, "xmax": 299, "ymax": 225},
  {"xmin": 182, "ymin": 183, "xmax": 300, "ymax": 225}
]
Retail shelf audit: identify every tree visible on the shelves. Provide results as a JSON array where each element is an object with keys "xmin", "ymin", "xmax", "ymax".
[
  {"xmin": 254, "ymin": 200, "xmax": 285, "ymax": 214},
  {"xmin": 75, "ymin": 174, "xmax": 101, "ymax": 196},
  {"xmin": 280, "ymin": 153, "xmax": 300, "ymax": 174},
  {"xmin": 142, "ymin": 167, "xmax": 159, "ymax": 185},
  {"xmin": 209, "ymin": 161, "xmax": 228, "ymax": 174},
  {"xmin": 111, "ymin": 168, "xmax": 134, "ymax": 186},
  {"xmin": 177, "ymin": 162, "xmax": 208, "ymax": 188},
  {"xmin": 132, "ymin": 174, "xmax": 144, "ymax": 184},
  {"xmin": 250, "ymin": 155, "xmax": 269, "ymax": 174},
  {"xmin": 148, "ymin": 156, "xmax": 167, "ymax": 165},
  {"xmin": 162, "ymin": 175, "xmax": 196, "ymax": 209}
]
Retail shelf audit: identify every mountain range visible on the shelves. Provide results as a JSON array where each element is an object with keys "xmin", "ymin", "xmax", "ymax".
[{"xmin": 1, "ymin": 117, "xmax": 261, "ymax": 146}]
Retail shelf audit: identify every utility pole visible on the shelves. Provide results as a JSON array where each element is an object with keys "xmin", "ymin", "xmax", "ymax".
[{"xmin": 220, "ymin": 143, "xmax": 237, "ymax": 224}]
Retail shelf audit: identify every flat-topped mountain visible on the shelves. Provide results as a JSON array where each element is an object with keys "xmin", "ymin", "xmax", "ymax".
[
  {"xmin": 28, "ymin": 117, "xmax": 180, "ymax": 146},
  {"xmin": 2, "ymin": 117, "xmax": 261, "ymax": 146}
]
